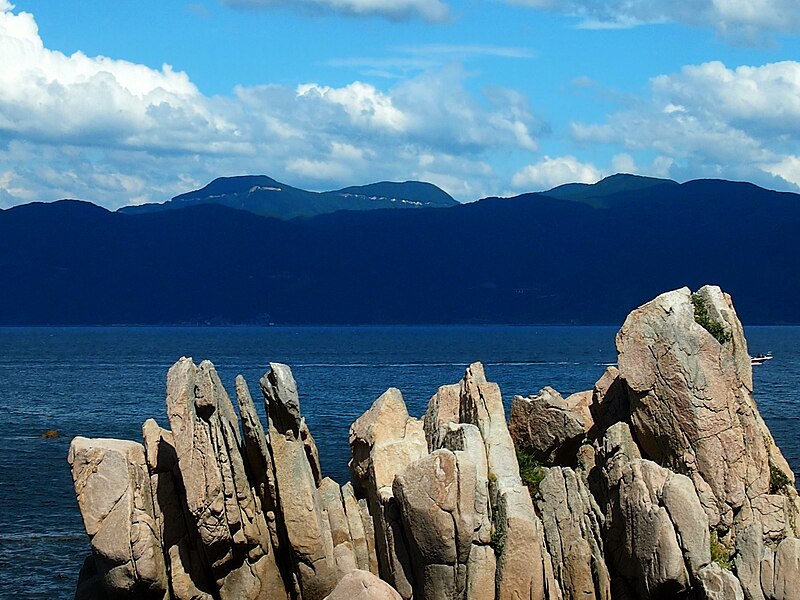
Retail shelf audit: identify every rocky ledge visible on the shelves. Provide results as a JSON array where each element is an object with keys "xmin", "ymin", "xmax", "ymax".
[{"xmin": 68, "ymin": 286, "xmax": 800, "ymax": 600}]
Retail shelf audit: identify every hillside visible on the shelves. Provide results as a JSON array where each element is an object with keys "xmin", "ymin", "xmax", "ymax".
[{"xmin": 2, "ymin": 175, "xmax": 798, "ymax": 325}]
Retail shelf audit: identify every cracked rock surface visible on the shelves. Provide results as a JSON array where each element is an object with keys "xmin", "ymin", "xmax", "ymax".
[{"xmin": 69, "ymin": 285, "xmax": 799, "ymax": 600}]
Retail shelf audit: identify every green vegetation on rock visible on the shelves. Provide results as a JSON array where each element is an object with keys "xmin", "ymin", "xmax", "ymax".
[
  {"xmin": 516, "ymin": 447, "xmax": 546, "ymax": 501},
  {"xmin": 691, "ymin": 294, "xmax": 731, "ymax": 344},
  {"xmin": 710, "ymin": 531, "xmax": 733, "ymax": 571},
  {"xmin": 490, "ymin": 526, "xmax": 505, "ymax": 557},
  {"xmin": 770, "ymin": 465, "xmax": 792, "ymax": 495}
]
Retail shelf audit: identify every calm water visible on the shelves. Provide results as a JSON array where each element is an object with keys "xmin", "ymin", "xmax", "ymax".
[{"xmin": 1, "ymin": 326, "xmax": 797, "ymax": 599}]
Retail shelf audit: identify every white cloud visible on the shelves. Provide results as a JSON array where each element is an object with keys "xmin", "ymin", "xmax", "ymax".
[
  {"xmin": 0, "ymin": 4, "xmax": 543, "ymax": 206},
  {"xmin": 512, "ymin": 155, "xmax": 603, "ymax": 190},
  {"xmin": 569, "ymin": 60, "xmax": 800, "ymax": 190},
  {"xmin": 505, "ymin": 0, "xmax": 800, "ymax": 42},
  {"xmin": 222, "ymin": 0, "xmax": 449, "ymax": 22}
]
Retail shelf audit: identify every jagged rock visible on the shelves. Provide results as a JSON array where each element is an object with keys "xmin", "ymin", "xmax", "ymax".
[
  {"xmin": 261, "ymin": 362, "xmax": 323, "ymax": 486},
  {"xmin": 68, "ymin": 437, "xmax": 168, "ymax": 599},
  {"xmin": 165, "ymin": 358, "xmax": 287, "ymax": 600},
  {"xmin": 424, "ymin": 383, "xmax": 461, "ymax": 452},
  {"xmin": 458, "ymin": 362, "xmax": 560, "ymax": 600},
  {"xmin": 616, "ymin": 286, "xmax": 795, "ymax": 532},
  {"xmin": 349, "ymin": 387, "xmax": 427, "ymax": 599},
  {"xmin": 697, "ymin": 563, "xmax": 744, "ymax": 600},
  {"xmin": 771, "ymin": 537, "xmax": 800, "ymax": 600},
  {"xmin": 734, "ymin": 522, "xmax": 766, "ymax": 600},
  {"xmin": 67, "ymin": 285, "xmax": 800, "ymax": 600},
  {"xmin": 319, "ymin": 477, "xmax": 359, "ymax": 578},
  {"xmin": 393, "ymin": 448, "xmax": 476, "ymax": 599},
  {"xmin": 142, "ymin": 419, "xmax": 214, "ymax": 600},
  {"xmin": 509, "ymin": 386, "xmax": 589, "ymax": 465},
  {"xmin": 359, "ymin": 497, "xmax": 381, "ymax": 576},
  {"xmin": 269, "ymin": 417, "xmax": 337, "ymax": 599},
  {"xmin": 600, "ymin": 422, "xmax": 709, "ymax": 598},
  {"xmin": 537, "ymin": 466, "xmax": 610, "ymax": 600},
  {"xmin": 590, "ymin": 366, "xmax": 629, "ymax": 432},
  {"xmin": 324, "ymin": 569, "xmax": 404, "ymax": 600},
  {"xmin": 442, "ymin": 423, "xmax": 492, "ymax": 544},
  {"xmin": 342, "ymin": 482, "xmax": 374, "ymax": 573}
]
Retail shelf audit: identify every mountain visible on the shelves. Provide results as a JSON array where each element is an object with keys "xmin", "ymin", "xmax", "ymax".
[
  {"xmin": 542, "ymin": 173, "xmax": 680, "ymax": 207},
  {"xmin": 119, "ymin": 175, "xmax": 459, "ymax": 220},
  {"xmin": 2, "ymin": 175, "xmax": 798, "ymax": 325}
]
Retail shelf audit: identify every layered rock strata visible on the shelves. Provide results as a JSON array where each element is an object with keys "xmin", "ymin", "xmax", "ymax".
[{"xmin": 69, "ymin": 285, "xmax": 800, "ymax": 600}]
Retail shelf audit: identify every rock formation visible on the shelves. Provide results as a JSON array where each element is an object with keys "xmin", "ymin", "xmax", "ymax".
[{"xmin": 69, "ymin": 285, "xmax": 800, "ymax": 600}]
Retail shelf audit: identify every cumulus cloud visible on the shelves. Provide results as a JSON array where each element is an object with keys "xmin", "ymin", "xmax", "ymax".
[
  {"xmin": 506, "ymin": 0, "xmax": 800, "ymax": 42},
  {"xmin": 222, "ymin": 0, "xmax": 449, "ymax": 22},
  {"xmin": 570, "ymin": 60, "xmax": 800, "ymax": 190},
  {"xmin": 512, "ymin": 155, "xmax": 603, "ymax": 190},
  {"xmin": 0, "ymin": 4, "xmax": 542, "ymax": 206}
]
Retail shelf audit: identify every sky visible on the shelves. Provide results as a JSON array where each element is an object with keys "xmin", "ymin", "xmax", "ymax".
[{"xmin": 1, "ymin": 0, "xmax": 800, "ymax": 208}]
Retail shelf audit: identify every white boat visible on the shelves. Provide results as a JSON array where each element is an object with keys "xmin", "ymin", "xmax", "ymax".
[{"xmin": 750, "ymin": 353, "xmax": 773, "ymax": 365}]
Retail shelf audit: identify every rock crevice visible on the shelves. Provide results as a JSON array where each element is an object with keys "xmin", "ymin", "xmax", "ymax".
[{"xmin": 69, "ymin": 285, "xmax": 800, "ymax": 600}]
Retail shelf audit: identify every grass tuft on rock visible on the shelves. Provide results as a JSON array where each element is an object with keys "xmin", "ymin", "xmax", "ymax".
[
  {"xmin": 691, "ymin": 294, "xmax": 731, "ymax": 344},
  {"xmin": 710, "ymin": 531, "xmax": 733, "ymax": 571},
  {"xmin": 770, "ymin": 465, "xmax": 792, "ymax": 495},
  {"xmin": 490, "ymin": 526, "xmax": 505, "ymax": 556},
  {"xmin": 516, "ymin": 447, "xmax": 546, "ymax": 501}
]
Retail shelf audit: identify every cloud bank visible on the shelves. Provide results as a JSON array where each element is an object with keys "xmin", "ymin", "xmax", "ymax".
[
  {"xmin": 507, "ymin": 0, "xmax": 800, "ymax": 42},
  {"xmin": 222, "ymin": 0, "xmax": 449, "ymax": 22},
  {"xmin": 569, "ymin": 60, "xmax": 800, "ymax": 189},
  {"xmin": 0, "ymin": 4, "xmax": 539, "ymax": 206}
]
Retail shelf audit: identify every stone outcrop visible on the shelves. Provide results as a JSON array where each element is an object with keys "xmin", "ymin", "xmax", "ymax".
[
  {"xmin": 69, "ymin": 285, "xmax": 800, "ymax": 600},
  {"xmin": 509, "ymin": 386, "xmax": 591, "ymax": 465},
  {"xmin": 69, "ymin": 437, "xmax": 169, "ymax": 599}
]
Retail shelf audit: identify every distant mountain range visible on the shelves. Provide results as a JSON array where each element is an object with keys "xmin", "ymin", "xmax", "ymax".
[
  {"xmin": 120, "ymin": 175, "xmax": 458, "ymax": 220},
  {"xmin": 1, "ymin": 174, "xmax": 798, "ymax": 325}
]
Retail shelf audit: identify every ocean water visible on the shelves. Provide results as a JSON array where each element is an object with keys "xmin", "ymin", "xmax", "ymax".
[{"xmin": 0, "ymin": 325, "xmax": 797, "ymax": 599}]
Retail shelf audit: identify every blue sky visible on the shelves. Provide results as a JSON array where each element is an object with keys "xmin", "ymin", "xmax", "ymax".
[{"xmin": 1, "ymin": 0, "xmax": 800, "ymax": 207}]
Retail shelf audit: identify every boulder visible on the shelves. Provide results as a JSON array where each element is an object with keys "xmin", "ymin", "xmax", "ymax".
[
  {"xmin": 509, "ymin": 386, "xmax": 589, "ymax": 465},
  {"xmin": 616, "ymin": 286, "xmax": 792, "ymax": 530},
  {"xmin": 771, "ymin": 537, "xmax": 800, "ymax": 600},
  {"xmin": 68, "ymin": 437, "xmax": 168, "ymax": 599},
  {"xmin": 697, "ymin": 563, "xmax": 744, "ymax": 600},
  {"xmin": 324, "ymin": 569, "xmax": 403, "ymax": 600}
]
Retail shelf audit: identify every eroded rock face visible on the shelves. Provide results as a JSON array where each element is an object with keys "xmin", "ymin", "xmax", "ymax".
[
  {"xmin": 393, "ymin": 449, "xmax": 476, "ymax": 600},
  {"xmin": 349, "ymin": 387, "xmax": 428, "ymax": 599},
  {"xmin": 536, "ymin": 466, "xmax": 610, "ymax": 600},
  {"xmin": 68, "ymin": 285, "xmax": 800, "ymax": 600},
  {"xmin": 616, "ymin": 286, "xmax": 793, "ymax": 531},
  {"xmin": 599, "ymin": 423, "xmax": 710, "ymax": 599},
  {"xmin": 69, "ymin": 437, "xmax": 168, "ymax": 599},
  {"xmin": 165, "ymin": 358, "xmax": 287, "ymax": 600},
  {"xmin": 509, "ymin": 386, "xmax": 589, "ymax": 465},
  {"xmin": 324, "ymin": 569, "xmax": 403, "ymax": 600}
]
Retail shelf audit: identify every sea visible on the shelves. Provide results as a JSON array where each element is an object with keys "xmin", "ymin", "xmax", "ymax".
[{"xmin": 1, "ymin": 325, "xmax": 798, "ymax": 599}]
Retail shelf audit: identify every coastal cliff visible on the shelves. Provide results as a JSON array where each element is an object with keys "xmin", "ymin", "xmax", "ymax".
[{"xmin": 68, "ymin": 286, "xmax": 800, "ymax": 599}]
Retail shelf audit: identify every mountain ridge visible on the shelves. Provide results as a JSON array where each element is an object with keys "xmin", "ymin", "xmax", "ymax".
[
  {"xmin": 119, "ymin": 175, "xmax": 459, "ymax": 220},
  {"xmin": 2, "ymin": 174, "xmax": 798, "ymax": 326}
]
